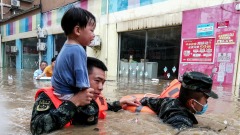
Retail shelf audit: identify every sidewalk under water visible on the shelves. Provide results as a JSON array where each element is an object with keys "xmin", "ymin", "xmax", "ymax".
[{"xmin": 0, "ymin": 68, "xmax": 239, "ymax": 135}]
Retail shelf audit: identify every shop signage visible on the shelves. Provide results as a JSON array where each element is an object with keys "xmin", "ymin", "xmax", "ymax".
[
  {"xmin": 196, "ymin": 23, "xmax": 214, "ymax": 37},
  {"xmin": 216, "ymin": 21, "xmax": 229, "ymax": 28},
  {"xmin": 215, "ymin": 30, "xmax": 236, "ymax": 45},
  {"xmin": 181, "ymin": 38, "xmax": 215, "ymax": 63}
]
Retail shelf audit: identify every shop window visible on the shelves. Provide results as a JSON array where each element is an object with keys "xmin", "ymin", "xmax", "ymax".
[
  {"xmin": 54, "ymin": 34, "xmax": 86, "ymax": 56},
  {"xmin": 147, "ymin": 27, "xmax": 181, "ymax": 79},
  {"xmin": 119, "ymin": 26, "xmax": 181, "ymax": 80},
  {"xmin": 22, "ymin": 38, "xmax": 39, "ymax": 69},
  {"xmin": 55, "ymin": 34, "xmax": 67, "ymax": 56},
  {"xmin": 3, "ymin": 41, "xmax": 16, "ymax": 68}
]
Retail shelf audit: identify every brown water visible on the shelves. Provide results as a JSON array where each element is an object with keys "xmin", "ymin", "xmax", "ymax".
[{"xmin": 0, "ymin": 68, "xmax": 239, "ymax": 135}]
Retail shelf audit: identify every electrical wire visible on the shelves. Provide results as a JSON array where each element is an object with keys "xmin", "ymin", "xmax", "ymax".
[{"xmin": 220, "ymin": 0, "xmax": 240, "ymax": 14}]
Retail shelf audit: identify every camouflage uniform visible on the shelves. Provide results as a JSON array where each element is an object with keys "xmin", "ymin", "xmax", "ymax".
[
  {"xmin": 30, "ymin": 92, "xmax": 122, "ymax": 135},
  {"xmin": 140, "ymin": 97, "xmax": 198, "ymax": 130}
]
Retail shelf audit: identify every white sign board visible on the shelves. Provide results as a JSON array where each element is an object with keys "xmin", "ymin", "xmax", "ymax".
[
  {"xmin": 217, "ymin": 71, "xmax": 225, "ymax": 82},
  {"xmin": 217, "ymin": 53, "xmax": 231, "ymax": 62}
]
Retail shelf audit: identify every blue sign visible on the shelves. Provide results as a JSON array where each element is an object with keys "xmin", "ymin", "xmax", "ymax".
[{"xmin": 196, "ymin": 23, "xmax": 214, "ymax": 37}]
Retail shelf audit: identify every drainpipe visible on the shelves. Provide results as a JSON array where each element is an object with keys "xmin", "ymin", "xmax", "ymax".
[
  {"xmin": 1, "ymin": 0, "xmax": 3, "ymax": 19},
  {"xmin": 105, "ymin": 0, "xmax": 109, "ymax": 75}
]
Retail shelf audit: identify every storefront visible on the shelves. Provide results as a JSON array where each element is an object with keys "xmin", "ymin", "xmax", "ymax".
[
  {"xmin": 22, "ymin": 38, "xmax": 39, "ymax": 69},
  {"xmin": 3, "ymin": 41, "xmax": 16, "ymax": 68},
  {"xmin": 179, "ymin": 2, "xmax": 240, "ymax": 85},
  {"xmin": 119, "ymin": 26, "xmax": 181, "ymax": 80}
]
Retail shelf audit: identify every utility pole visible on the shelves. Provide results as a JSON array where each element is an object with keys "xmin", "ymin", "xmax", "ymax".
[
  {"xmin": 36, "ymin": 24, "xmax": 47, "ymax": 67},
  {"xmin": 1, "ymin": 0, "xmax": 3, "ymax": 19},
  {"xmin": 0, "ymin": 0, "xmax": 11, "ymax": 20}
]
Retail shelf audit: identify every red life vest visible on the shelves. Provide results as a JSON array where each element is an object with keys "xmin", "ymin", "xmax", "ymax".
[{"xmin": 35, "ymin": 87, "xmax": 108, "ymax": 127}]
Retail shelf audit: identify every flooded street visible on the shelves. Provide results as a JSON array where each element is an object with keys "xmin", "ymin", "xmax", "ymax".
[{"xmin": 0, "ymin": 68, "xmax": 239, "ymax": 135}]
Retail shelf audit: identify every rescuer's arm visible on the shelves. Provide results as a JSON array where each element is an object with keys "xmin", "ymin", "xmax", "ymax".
[
  {"xmin": 140, "ymin": 97, "xmax": 197, "ymax": 129},
  {"xmin": 107, "ymin": 101, "xmax": 122, "ymax": 112},
  {"xmin": 107, "ymin": 98, "xmax": 141, "ymax": 112},
  {"xmin": 140, "ymin": 97, "xmax": 163, "ymax": 113},
  {"xmin": 30, "ymin": 92, "xmax": 77, "ymax": 135}
]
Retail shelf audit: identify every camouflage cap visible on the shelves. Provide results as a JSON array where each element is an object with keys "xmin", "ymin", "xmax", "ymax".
[{"xmin": 182, "ymin": 71, "xmax": 218, "ymax": 99}]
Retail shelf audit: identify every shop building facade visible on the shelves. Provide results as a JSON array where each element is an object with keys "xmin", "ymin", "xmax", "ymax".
[{"xmin": 1, "ymin": 0, "xmax": 240, "ymax": 85}]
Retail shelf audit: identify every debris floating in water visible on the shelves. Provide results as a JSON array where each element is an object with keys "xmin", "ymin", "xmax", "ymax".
[
  {"xmin": 223, "ymin": 120, "xmax": 228, "ymax": 125},
  {"xmin": 135, "ymin": 118, "xmax": 138, "ymax": 123},
  {"xmin": 93, "ymin": 128, "xmax": 100, "ymax": 131}
]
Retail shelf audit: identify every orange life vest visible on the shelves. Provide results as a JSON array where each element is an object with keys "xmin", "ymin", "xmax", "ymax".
[
  {"xmin": 121, "ymin": 79, "xmax": 181, "ymax": 114},
  {"xmin": 35, "ymin": 87, "xmax": 108, "ymax": 127},
  {"xmin": 95, "ymin": 94, "xmax": 108, "ymax": 119},
  {"xmin": 159, "ymin": 79, "xmax": 181, "ymax": 98}
]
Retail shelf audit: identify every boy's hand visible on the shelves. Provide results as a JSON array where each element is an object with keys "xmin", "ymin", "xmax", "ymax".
[{"xmin": 70, "ymin": 88, "xmax": 94, "ymax": 107}]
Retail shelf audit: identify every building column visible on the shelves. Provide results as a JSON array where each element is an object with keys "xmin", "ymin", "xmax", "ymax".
[
  {"xmin": 46, "ymin": 35, "xmax": 54, "ymax": 64},
  {"xmin": 0, "ymin": 41, "xmax": 2, "ymax": 68},
  {"xmin": 16, "ymin": 39, "xmax": 22, "ymax": 69}
]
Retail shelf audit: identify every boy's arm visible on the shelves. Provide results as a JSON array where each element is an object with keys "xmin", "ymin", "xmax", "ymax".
[
  {"xmin": 74, "ymin": 47, "xmax": 90, "ymax": 90},
  {"xmin": 30, "ymin": 93, "xmax": 77, "ymax": 135}
]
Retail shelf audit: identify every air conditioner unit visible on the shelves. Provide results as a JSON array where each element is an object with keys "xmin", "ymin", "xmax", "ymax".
[
  {"xmin": 89, "ymin": 35, "xmax": 101, "ymax": 47},
  {"xmin": 11, "ymin": 46, "xmax": 18, "ymax": 53},
  {"xmin": 37, "ymin": 43, "xmax": 46, "ymax": 51},
  {"xmin": 11, "ymin": 0, "xmax": 20, "ymax": 7},
  {"xmin": 37, "ymin": 29, "xmax": 47, "ymax": 38}
]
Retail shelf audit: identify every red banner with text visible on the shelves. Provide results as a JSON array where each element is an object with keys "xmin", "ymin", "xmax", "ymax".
[
  {"xmin": 181, "ymin": 38, "xmax": 215, "ymax": 63},
  {"xmin": 215, "ymin": 30, "xmax": 236, "ymax": 45}
]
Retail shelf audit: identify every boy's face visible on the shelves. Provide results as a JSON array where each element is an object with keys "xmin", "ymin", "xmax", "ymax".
[
  {"xmin": 77, "ymin": 23, "xmax": 96, "ymax": 46},
  {"xmin": 88, "ymin": 67, "xmax": 106, "ymax": 100}
]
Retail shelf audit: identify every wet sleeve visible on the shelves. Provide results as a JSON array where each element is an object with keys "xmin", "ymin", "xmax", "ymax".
[
  {"xmin": 140, "ymin": 97, "xmax": 194, "ymax": 130},
  {"xmin": 163, "ymin": 114, "xmax": 193, "ymax": 130},
  {"xmin": 30, "ymin": 93, "xmax": 77, "ymax": 135},
  {"xmin": 140, "ymin": 97, "xmax": 163, "ymax": 114},
  {"xmin": 107, "ymin": 101, "xmax": 122, "ymax": 112}
]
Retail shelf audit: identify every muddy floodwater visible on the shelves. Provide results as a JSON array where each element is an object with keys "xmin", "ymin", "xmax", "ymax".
[{"xmin": 0, "ymin": 68, "xmax": 240, "ymax": 135}]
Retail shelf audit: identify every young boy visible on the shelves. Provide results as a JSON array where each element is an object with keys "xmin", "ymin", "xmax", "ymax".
[
  {"xmin": 140, "ymin": 71, "xmax": 218, "ymax": 130},
  {"xmin": 51, "ymin": 7, "xmax": 96, "ymax": 100}
]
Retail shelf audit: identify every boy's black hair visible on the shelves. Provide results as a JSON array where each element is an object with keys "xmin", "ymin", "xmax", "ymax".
[
  {"xmin": 61, "ymin": 7, "xmax": 96, "ymax": 35},
  {"xmin": 87, "ymin": 57, "xmax": 108, "ymax": 74},
  {"xmin": 40, "ymin": 61, "xmax": 48, "ymax": 65}
]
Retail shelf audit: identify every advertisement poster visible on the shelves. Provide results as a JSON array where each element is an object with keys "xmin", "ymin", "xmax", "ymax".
[
  {"xmin": 219, "ymin": 63, "xmax": 226, "ymax": 72},
  {"xmin": 226, "ymin": 63, "xmax": 233, "ymax": 73},
  {"xmin": 217, "ymin": 72, "xmax": 225, "ymax": 82},
  {"xmin": 181, "ymin": 38, "xmax": 215, "ymax": 63},
  {"xmin": 215, "ymin": 30, "xmax": 236, "ymax": 45},
  {"xmin": 217, "ymin": 53, "xmax": 231, "ymax": 62},
  {"xmin": 197, "ymin": 23, "xmax": 214, "ymax": 37}
]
